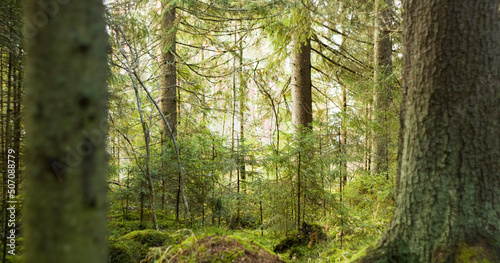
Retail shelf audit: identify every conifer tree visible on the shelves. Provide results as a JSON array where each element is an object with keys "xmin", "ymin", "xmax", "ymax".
[{"xmin": 354, "ymin": 0, "xmax": 500, "ymax": 261}]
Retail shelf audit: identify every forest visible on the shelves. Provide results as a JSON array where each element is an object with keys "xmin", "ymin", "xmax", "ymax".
[{"xmin": 1, "ymin": 0, "xmax": 499, "ymax": 262}]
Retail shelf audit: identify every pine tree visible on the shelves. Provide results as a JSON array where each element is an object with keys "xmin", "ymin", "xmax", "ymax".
[
  {"xmin": 371, "ymin": 0, "xmax": 393, "ymax": 177},
  {"xmin": 353, "ymin": 0, "xmax": 500, "ymax": 261},
  {"xmin": 290, "ymin": 1, "xmax": 312, "ymax": 230}
]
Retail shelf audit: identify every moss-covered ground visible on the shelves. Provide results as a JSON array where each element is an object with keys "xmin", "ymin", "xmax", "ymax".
[{"xmin": 107, "ymin": 215, "xmax": 387, "ymax": 263}]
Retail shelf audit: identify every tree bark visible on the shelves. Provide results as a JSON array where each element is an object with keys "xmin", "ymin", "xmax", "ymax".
[
  {"xmin": 161, "ymin": 1, "xmax": 177, "ymax": 138},
  {"xmin": 238, "ymin": 41, "xmax": 246, "ymax": 191},
  {"xmin": 291, "ymin": 36, "xmax": 312, "ymax": 131},
  {"xmin": 371, "ymin": 0, "xmax": 393, "ymax": 177},
  {"xmin": 23, "ymin": 0, "xmax": 109, "ymax": 262},
  {"xmin": 291, "ymin": 4, "xmax": 312, "ymax": 230},
  {"xmin": 340, "ymin": 84, "xmax": 347, "ymax": 191},
  {"xmin": 160, "ymin": 0, "xmax": 180, "ymax": 223},
  {"xmin": 353, "ymin": 1, "xmax": 500, "ymax": 262}
]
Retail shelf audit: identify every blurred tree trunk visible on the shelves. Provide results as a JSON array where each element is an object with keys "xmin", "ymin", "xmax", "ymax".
[
  {"xmin": 23, "ymin": 0, "xmax": 109, "ymax": 262},
  {"xmin": 353, "ymin": 0, "xmax": 500, "ymax": 262}
]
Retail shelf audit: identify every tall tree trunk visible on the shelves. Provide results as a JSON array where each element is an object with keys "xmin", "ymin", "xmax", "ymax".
[
  {"xmin": 237, "ymin": 28, "xmax": 246, "ymax": 223},
  {"xmin": 238, "ymin": 42, "xmax": 246, "ymax": 192},
  {"xmin": 230, "ymin": 22, "xmax": 237, "ymax": 188},
  {"xmin": 23, "ymin": 0, "xmax": 109, "ymax": 262},
  {"xmin": 364, "ymin": 104, "xmax": 371, "ymax": 171},
  {"xmin": 291, "ymin": 39, "xmax": 312, "ymax": 131},
  {"xmin": 161, "ymin": 1, "xmax": 177, "ymax": 138},
  {"xmin": 371, "ymin": 0, "xmax": 393, "ymax": 177},
  {"xmin": 339, "ymin": 84, "xmax": 347, "ymax": 191},
  {"xmin": 354, "ymin": 1, "xmax": 500, "ymax": 262},
  {"xmin": 291, "ymin": 4, "xmax": 312, "ymax": 230},
  {"xmin": 363, "ymin": 0, "xmax": 374, "ymax": 173},
  {"xmin": 160, "ymin": 0, "xmax": 179, "ymax": 223}
]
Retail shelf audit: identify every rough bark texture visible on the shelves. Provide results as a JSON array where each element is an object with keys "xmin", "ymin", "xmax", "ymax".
[
  {"xmin": 160, "ymin": 0, "xmax": 180, "ymax": 223},
  {"xmin": 371, "ymin": 0, "xmax": 393, "ymax": 176},
  {"xmin": 291, "ymin": 36, "xmax": 312, "ymax": 130},
  {"xmin": 291, "ymin": 5, "xmax": 312, "ymax": 231},
  {"xmin": 353, "ymin": 1, "xmax": 500, "ymax": 262},
  {"xmin": 23, "ymin": 0, "xmax": 109, "ymax": 262},
  {"xmin": 161, "ymin": 1, "xmax": 177, "ymax": 138}
]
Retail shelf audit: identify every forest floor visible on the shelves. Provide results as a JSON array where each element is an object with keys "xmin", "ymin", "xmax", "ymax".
[
  {"xmin": 108, "ymin": 217, "xmax": 387, "ymax": 262},
  {"xmin": 107, "ymin": 175, "xmax": 394, "ymax": 262}
]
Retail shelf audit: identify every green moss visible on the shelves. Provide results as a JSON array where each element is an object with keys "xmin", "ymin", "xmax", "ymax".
[
  {"xmin": 122, "ymin": 229, "xmax": 172, "ymax": 247},
  {"xmin": 108, "ymin": 220, "xmax": 152, "ymax": 236},
  {"xmin": 289, "ymin": 246, "xmax": 307, "ymax": 258},
  {"xmin": 211, "ymin": 249, "xmax": 245, "ymax": 262},
  {"xmin": 146, "ymin": 234, "xmax": 283, "ymax": 263},
  {"xmin": 456, "ymin": 241, "xmax": 492, "ymax": 263},
  {"xmin": 108, "ymin": 237, "xmax": 145, "ymax": 263},
  {"xmin": 1, "ymin": 237, "xmax": 25, "ymax": 263},
  {"xmin": 109, "ymin": 229, "xmax": 172, "ymax": 263},
  {"xmin": 5, "ymin": 254, "xmax": 24, "ymax": 263},
  {"xmin": 227, "ymin": 235, "xmax": 264, "ymax": 253},
  {"xmin": 349, "ymin": 246, "xmax": 368, "ymax": 262},
  {"xmin": 273, "ymin": 232, "xmax": 305, "ymax": 253},
  {"xmin": 177, "ymin": 234, "xmax": 200, "ymax": 250},
  {"xmin": 273, "ymin": 222, "xmax": 328, "ymax": 256}
]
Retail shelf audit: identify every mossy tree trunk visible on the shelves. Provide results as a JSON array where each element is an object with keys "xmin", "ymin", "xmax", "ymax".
[
  {"xmin": 353, "ymin": 1, "xmax": 500, "ymax": 262},
  {"xmin": 23, "ymin": 0, "xmax": 109, "ymax": 262}
]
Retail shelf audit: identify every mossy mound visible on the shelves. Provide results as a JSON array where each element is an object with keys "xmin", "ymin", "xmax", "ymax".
[
  {"xmin": 273, "ymin": 222, "xmax": 327, "ymax": 256},
  {"xmin": 122, "ymin": 229, "xmax": 171, "ymax": 247},
  {"xmin": 273, "ymin": 234, "xmax": 305, "ymax": 253},
  {"xmin": 109, "ymin": 229, "xmax": 172, "ymax": 263},
  {"xmin": 109, "ymin": 237, "xmax": 144, "ymax": 263},
  {"xmin": 109, "ymin": 220, "xmax": 152, "ymax": 236},
  {"xmin": 145, "ymin": 235, "xmax": 285, "ymax": 263}
]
